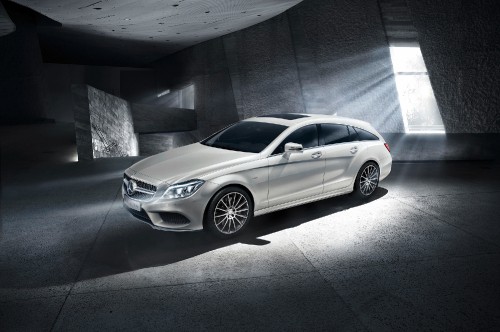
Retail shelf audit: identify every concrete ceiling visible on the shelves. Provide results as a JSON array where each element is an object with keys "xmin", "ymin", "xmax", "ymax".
[
  {"xmin": 9, "ymin": 0, "xmax": 302, "ymax": 66},
  {"xmin": 0, "ymin": 1, "xmax": 15, "ymax": 36}
]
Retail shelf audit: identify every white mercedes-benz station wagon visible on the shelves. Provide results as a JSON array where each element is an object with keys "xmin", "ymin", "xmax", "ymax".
[{"xmin": 123, "ymin": 113, "xmax": 392, "ymax": 238}]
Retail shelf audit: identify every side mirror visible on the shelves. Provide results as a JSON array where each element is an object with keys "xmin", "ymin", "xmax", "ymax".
[{"xmin": 284, "ymin": 142, "xmax": 303, "ymax": 153}]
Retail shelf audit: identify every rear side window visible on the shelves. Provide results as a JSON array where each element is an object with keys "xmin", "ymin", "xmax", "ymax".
[
  {"xmin": 320, "ymin": 124, "xmax": 351, "ymax": 145},
  {"xmin": 354, "ymin": 127, "xmax": 379, "ymax": 141},
  {"xmin": 273, "ymin": 124, "xmax": 319, "ymax": 154}
]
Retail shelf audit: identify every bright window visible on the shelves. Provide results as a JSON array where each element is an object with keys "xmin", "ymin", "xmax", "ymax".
[{"xmin": 389, "ymin": 47, "xmax": 445, "ymax": 134}]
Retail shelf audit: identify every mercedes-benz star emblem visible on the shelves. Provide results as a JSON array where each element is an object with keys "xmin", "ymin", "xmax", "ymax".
[{"xmin": 127, "ymin": 180, "xmax": 137, "ymax": 196}]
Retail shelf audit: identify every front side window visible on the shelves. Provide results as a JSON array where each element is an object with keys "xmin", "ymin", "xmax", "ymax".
[
  {"xmin": 202, "ymin": 121, "xmax": 287, "ymax": 153},
  {"xmin": 272, "ymin": 125, "xmax": 319, "ymax": 155}
]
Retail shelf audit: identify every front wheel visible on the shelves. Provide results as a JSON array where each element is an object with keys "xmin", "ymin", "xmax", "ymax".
[
  {"xmin": 353, "ymin": 162, "xmax": 380, "ymax": 199},
  {"xmin": 205, "ymin": 187, "xmax": 253, "ymax": 239}
]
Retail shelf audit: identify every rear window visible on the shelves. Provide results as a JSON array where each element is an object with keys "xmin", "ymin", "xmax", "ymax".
[{"xmin": 353, "ymin": 127, "xmax": 379, "ymax": 141}]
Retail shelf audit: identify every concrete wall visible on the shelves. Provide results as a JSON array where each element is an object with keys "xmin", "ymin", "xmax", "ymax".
[
  {"xmin": 0, "ymin": 4, "xmax": 45, "ymax": 124},
  {"xmin": 385, "ymin": 134, "xmax": 500, "ymax": 161},
  {"xmin": 131, "ymin": 104, "xmax": 196, "ymax": 134},
  {"xmin": 152, "ymin": 0, "xmax": 405, "ymax": 136},
  {"xmin": 153, "ymin": 37, "xmax": 240, "ymax": 138},
  {"xmin": 408, "ymin": 0, "xmax": 500, "ymax": 133},
  {"xmin": 223, "ymin": 14, "xmax": 306, "ymax": 119},
  {"xmin": 138, "ymin": 131, "xmax": 200, "ymax": 157},
  {"xmin": 72, "ymin": 84, "xmax": 138, "ymax": 160},
  {"xmin": 144, "ymin": 0, "xmax": 499, "ymax": 161}
]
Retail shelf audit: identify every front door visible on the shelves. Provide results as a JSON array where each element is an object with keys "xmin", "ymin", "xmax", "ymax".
[{"xmin": 267, "ymin": 125, "xmax": 325, "ymax": 208}]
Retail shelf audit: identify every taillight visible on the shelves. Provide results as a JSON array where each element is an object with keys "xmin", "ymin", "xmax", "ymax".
[{"xmin": 384, "ymin": 143, "xmax": 390, "ymax": 152}]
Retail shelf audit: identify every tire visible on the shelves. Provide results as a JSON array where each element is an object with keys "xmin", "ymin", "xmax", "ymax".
[
  {"xmin": 353, "ymin": 162, "xmax": 380, "ymax": 199},
  {"xmin": 205, "ymin": 186, "xmax": 253, "ymax": 239}
]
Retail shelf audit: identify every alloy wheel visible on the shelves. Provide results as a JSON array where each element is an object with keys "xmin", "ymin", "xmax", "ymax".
[
  {"xmin": 213, "ymin": 192, "xmax": 249, "ymax": 234},
  {"xmin": 359, "ymin": 164, "xmax": 379, "ymax": 196}
]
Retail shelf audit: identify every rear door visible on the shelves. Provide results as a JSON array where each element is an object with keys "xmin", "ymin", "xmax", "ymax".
[
  {"xmin": 320, "ymin": 124, "xmax": 360, "ymax": 193},
  {"xmin": 267, "ymin": 124, "xmax": 325, "ymax": 208}
]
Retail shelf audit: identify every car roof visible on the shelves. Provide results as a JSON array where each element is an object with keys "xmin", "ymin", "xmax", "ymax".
[{"xmin": 243, "ymin": 113, "xmax": 373, "ymax": 131}]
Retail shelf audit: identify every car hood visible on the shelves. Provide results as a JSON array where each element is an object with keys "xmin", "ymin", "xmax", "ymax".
[{"xmin": 126, "ymin": 143, "xmax": 258, "ymax": 186}]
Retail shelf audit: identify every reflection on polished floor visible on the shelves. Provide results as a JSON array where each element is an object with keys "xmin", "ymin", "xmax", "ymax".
[{"xmin": 1, "ymin": 158, "xmax": 499, "ymax": 331}]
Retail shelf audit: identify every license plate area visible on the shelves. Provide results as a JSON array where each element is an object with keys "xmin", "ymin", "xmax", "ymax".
[{"xmin": 124, "ymin": 196, "xmax": 141, "ymax": 211}]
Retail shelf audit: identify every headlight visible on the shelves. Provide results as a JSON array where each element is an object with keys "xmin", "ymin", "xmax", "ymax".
[{"xmin": 163, "ymin": 180, "xmax": 205, "ymax": 199}]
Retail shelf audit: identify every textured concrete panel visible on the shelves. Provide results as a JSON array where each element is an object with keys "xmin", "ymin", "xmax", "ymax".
[
  {"xmin": 131, "ymin": 104, "xmax": 196, "ymax": 134},
  {"xmin": 72, "ymin": 85, "xmax": 138, "ymax": 160},
  {"xmin": 224, "ymin": 13, "xmax": 306, "ymax": 119},
  {"xmin": 408, "ymin": 0, "xmax": 500, "ymax": 133}
]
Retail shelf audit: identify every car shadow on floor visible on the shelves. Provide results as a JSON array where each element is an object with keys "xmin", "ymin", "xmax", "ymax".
[{"xmin": 79, "ymin": 188, "xmax": 388, "ymax": 281}]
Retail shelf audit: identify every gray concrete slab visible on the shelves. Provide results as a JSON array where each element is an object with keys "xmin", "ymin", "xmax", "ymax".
[
  {"xmin": 321, "ymin": 254, "xmax": 500, "ymax": 330},
  {"xmin": 0, "ymin": 296, "xmax": 66, "ymax": 332},
  {"xmin": 286, "ymin": 197, "xmax": 497, "ymax": 271},
  {"xmin": 397, "ymin": 192, "xmax": 500, "ymax": 246},
  {"xmin": 72, "ymin": 200, "xmax": 317, "ymax": 293},
  {"xmin": 1, "ymin": 159, "xmax": 500, "ymax": 330},
  {"xmin": 0, "ymin": 158, "xmax": 138, "ymax": 301},
  {"xmin": 54, "ymin": 273, "xmax": 365, "ymax": 331}
]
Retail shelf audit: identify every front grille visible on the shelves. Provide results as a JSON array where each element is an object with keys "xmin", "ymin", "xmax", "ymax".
[
  {"xmin": 159, "ymin": 212, "xmax": 190, "ymax": 226},
  {"xmin": 124, "ymin": 173, "xmax": 157, "ymax": 201},
  {"xmin": 127, "ymin": 191, "xmax": 153, "ymax": 200},
  {"xmin": 124, "ymin": 174, "xmax": 157, "ymax": 192}
]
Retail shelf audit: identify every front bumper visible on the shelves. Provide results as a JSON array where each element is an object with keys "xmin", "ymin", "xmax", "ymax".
[{"xmin": 122, "ymin": 180, "xmax": 220, "ymax": 231}]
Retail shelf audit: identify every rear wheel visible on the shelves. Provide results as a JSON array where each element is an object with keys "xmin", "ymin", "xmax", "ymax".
[
  {"xmin": 353, "ymin": 162, "xmax": 379, "ymax": 198},
  {"xmin": 206, "ymin": 187, "xmax": 253, "ymax": 238}
]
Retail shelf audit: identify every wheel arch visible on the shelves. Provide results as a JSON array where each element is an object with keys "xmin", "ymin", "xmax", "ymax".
[
  {"xmin": 202, "ymin": 183, "xmax": 255, "ymax": 227},
  {"xmin": 353, "ymin": 159, "xmax": 380, "ymax": 190}
]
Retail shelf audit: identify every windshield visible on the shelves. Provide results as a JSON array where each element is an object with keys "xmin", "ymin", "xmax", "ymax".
[{"xmin": 201, "ymin": 121, "xmax": 288, "ymax": 153}]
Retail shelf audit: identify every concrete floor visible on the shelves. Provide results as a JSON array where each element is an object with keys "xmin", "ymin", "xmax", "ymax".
[{"xmin": 1, "ymin": 157, "xmax": 500, "ymax": 331}]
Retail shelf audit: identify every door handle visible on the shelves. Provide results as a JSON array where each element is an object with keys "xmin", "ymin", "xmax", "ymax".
[
  {"xmin": 350, "ymin": 147, "xmax": 358, "ymax": 154},
  {"xmin": 311, "ymin": 151, "xmax": 322, "ymax": 159}
]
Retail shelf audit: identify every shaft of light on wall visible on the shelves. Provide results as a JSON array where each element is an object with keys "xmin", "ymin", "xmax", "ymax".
[{"xmin": 157, "ymin": 89, "xmax": 171, "ymax": 98}]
